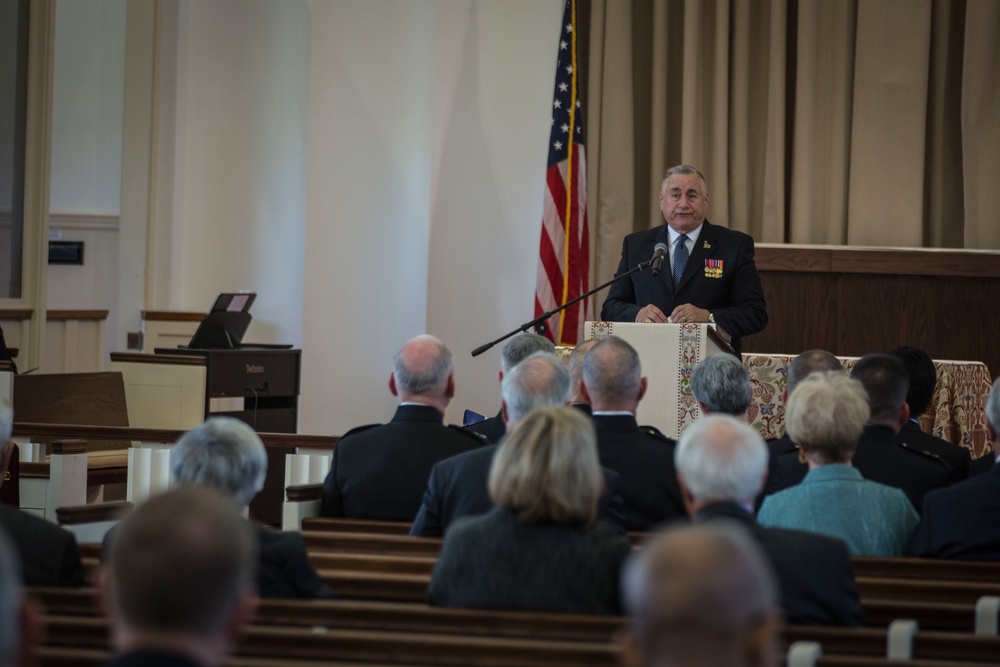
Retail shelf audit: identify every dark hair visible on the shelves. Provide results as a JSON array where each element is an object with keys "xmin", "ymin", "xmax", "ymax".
[
  {"xmin": 889, "ymin": 346, "xmax": 936, "ymax": 417},
  {"xmin": 850, "ymin": 353, "xmax": 909, "ymax": 424}
]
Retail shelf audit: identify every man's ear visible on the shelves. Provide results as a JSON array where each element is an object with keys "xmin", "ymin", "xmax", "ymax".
[
  {"xmin": 445, "ymin": 373, "xmax": 455, "ymax": 399},
  {"xmin": 618, "ymin": 629, "xmax": 645, "ymax": 667},
  {"xmin": 579, "ymin": 380, "xmax": 591, "ymax": 405},
  {"xmin": 501, "ymin": 400, "xmax": 510, "ymax": 425},
  {"xmin": 497, "ymin": 370, "xmax": 503, "ymax": 385},
  {"xmin": 987, "ymin": 418, "xmax": 997, "ymax": 447},
  {"xmin": 744, "ymin": 614, "xmax": 782, "ymax": 667},
  {"xmin": 896, "ymin": 402, "xmax": 910, "ymax": 431},
  {"xmin": 696, "ymin": 401, "xmax": 709, "ymax": 415},
  {"xmin": 224, "ymin": 589, "xmax": 260, "ymax": 650},
  {"xmin": 15, "ymin": 593, "xmax": 41, "ymax": 667},
  {"xmin": 637, "ymin": 377, "xmax": 648, "ymax": 403},
  {"xmin": 388, "ymin": 373, "xmax": 398, "ymax": 397},
  {"xmin": 781, "ymin": 387, "xmax": 788, "ymax": 404},
  {"xmin": 676, "ymin": 472, "xmax": 696, "ymax": 518}
]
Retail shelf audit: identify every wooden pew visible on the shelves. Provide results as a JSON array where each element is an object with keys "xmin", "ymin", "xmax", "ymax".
[
  {"xmin": 301, "ymin": 532, "xmax": 441, "ymax": 557},
  {"xmin": 781, "ymin": 626, "xmax": 1000, "ymax": 663},
  {"xmin": 31, "ymin": 587, "xmax": 624, "ymax": 643},
  {"xmin": 855, "ymin": 577, "xmax": 1000, "ymax": 605},
  {"xmin": 41, "ymin": 614, "xmax": 621, "ymax": 666},
  {"xmin": 852, "ymin": 557, "xmax": 1000, "ymax": 583},
  {"xmin": 302, "ymin": 517, "xmax": 413, "ymax": 535}
]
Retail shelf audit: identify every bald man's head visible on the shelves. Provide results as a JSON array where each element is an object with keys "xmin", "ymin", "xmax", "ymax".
[
  {"xmin": 622, "ymin": 522, "xmax": 781, "ymax": 667},
  {"xmin": 390, "ymin": 335, "xmax": 455, "ymax": 410}
]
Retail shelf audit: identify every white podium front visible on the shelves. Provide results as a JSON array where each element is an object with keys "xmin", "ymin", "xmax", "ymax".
[{"xmin": 585, "ymin": 322, "xmax": 729, "ymax": 438}]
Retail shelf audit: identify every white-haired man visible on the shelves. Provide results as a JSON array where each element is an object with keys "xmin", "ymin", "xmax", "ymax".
[
  {"xmin": 675, "ymin": 415, "xmax": 863, "ymax": 626},
  {"xmin": 321, "ymin": 335, "xmax": 486, "ymax": 520}
]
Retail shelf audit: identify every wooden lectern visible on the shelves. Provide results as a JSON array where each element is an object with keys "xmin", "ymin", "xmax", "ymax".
[{"xmin": 585, "ymin": 322, "xmax": 733, "ymax": 439}]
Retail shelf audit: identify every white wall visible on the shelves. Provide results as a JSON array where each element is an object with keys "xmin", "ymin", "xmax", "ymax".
[
  {"xmin": 47, "ymin": 0, "xmax": 125, "ymax": 361},
  {"xmin": 300, "ymin": 0, "xmax": 563, "ymax": 433},
  {"xmin": 151, "ymin": 0, "xmax": 310, "ymax": 349}
]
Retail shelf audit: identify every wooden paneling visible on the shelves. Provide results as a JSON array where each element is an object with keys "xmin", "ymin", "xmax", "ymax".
[{"xmin": 744, "ymin": 247, "xmax": 1000, "ymax": 378}]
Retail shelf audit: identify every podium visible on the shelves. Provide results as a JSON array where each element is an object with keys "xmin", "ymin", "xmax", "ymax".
[{"xmin": 584, "ymin": 322, "xmax": 731, "ymax": 438}]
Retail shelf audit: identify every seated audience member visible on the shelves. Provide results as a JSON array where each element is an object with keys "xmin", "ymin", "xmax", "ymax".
[
  {"xmin": 621, "ymin": 522, "xmax": 781, "ymax": 667},
  {"xmin": 847, "ymin": 353, "xmax": 953, "ymax": 512},
  {"xmin": 322, "ymin": 334, "xmax": 485, "ymax": 519},
  {"xmin": 0, "ymin": 527, "xmax": 41, "ymax": 667},
  {"xmin": 0, "ymin": 401, "xmax": 83, "ymax": 587},
  {"xmin": 763, "ymin": 350, "xmax": 844, "ymax": 497},
  {"xmin": 567, "ymin": 339, "xmax": 598, "ymax": 414},
  {"xmin": 689, "ymin": 353, "xmax": 752, "ymax": 416},
  {"xmin": 582, "ymin": 337, "xmax": 686, "ymax": 530},
  {"xmin": 890, "ymin": 346, "xmax": 972, "ymax": 482},
  {"xmin": 464, "ymin": 333, "xmax": 555, "ymax": 443},
  {"xmin": 675, "ymin": 415, "xmax": 864, "ymax": 626},
  {"xmin": 757, "ymin": 372, "xmax": 918, "ymax": 556},
  {"xmin": 100, "ymin": 487, "xmax": 258, "ymax": 667},
  {"xmin": 411, "ymin": 353, "xmax": 625, "ymax": 537},
  {"xmin": 428, "ymin": 407, "xmax": 631, "ymax": 614},
  {"xmin": 170, "ymin": 417, "xmax": 332, "ymax": 599},
  {"xmin": 910, "ymin": 378, "xmax": 1000, "ymax": 559}
]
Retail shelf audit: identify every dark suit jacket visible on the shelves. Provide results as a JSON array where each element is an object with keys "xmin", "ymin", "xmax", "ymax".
[
  {"xmin": 463, "ymin": 411, "xmax": 505, "ymax": 444},
  {"xmin": 592, "ymin": 414, "xmax": 686, "ymax": 531},
  {"xmin": 256, "ymin": 524, "xmax": 334, "ymax": 598},
  {"xmin": 910, "ymin": 462, "xmax": 1000, "ymax": 559},
  {"xmin": 600, "ymin": 221, "xmax": 767, "ymax": 355},
  {"xmin": 697, "ymin": 503, "xmax": 865, "ymax": 626},
  {"xmin": 852, "ymin": 425, "xmax": 954, "ymax": 513},
  {"xmin": 410, "ymin": 444, "xmax": 627, "ymax": 537},
  {"xmin": 897, "ymin": 420, "xmax": 971, "ymax": 483},
  {"xmin": 0, "ymin": 504, "xmax": 84, "ymax": 587},
  {"xmin": 428, "ymin": 507, "xmax": 631, "ymax": 615},
  {"xmin": 321, "ymin": 404, "xmax": 486, "ymax": 520},
  {"xmin": 972, "ymin": 453, "xmax": 997, "ymax": 476},
  {"xmin": 761, "ymin": 434, "xmax": 799, "ymax": 505}
]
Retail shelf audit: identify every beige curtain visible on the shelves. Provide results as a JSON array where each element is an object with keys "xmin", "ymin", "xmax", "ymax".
[{"xmin": 587, "ymin": 0, "xmax": 1000, "ymax": 286}]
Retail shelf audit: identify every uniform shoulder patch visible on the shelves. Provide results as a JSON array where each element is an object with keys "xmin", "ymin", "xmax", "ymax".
[
  {"xmin": 449, "ymin": 424, "xmax": 490, "ymax": 445},
  {"xmin": 639, "ymin": 424, "xmax": 675, "ymax": 443},
  {"xmin": 898, "ymin": 441, "xmax": 950, "ymax": 468},
  {"xmin": 337, "ymin": 423, "xmax": 381, "ymax": 440}
]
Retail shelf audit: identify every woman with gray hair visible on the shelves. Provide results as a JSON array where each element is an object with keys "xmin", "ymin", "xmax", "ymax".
[
  {"xmin": 108, "ymin": 417, "xmax": 333, "ymax": 599},
  {"xmin": 427, "ymin": 406, "xmax": 631, "ymax": 614},
  {"xmin": 757, "ymin": 372, "xmax": 918, "ymax": 556}
]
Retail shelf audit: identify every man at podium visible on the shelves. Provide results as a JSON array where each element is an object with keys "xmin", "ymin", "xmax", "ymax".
[{"xmin": 601, "ymin": 165, "xmax": 767, "ymax": 355}]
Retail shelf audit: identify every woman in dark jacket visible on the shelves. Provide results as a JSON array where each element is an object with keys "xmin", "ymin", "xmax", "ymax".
[{"xmin": 428, "ymin": 406, "xmax": 631, "ymax": 614}]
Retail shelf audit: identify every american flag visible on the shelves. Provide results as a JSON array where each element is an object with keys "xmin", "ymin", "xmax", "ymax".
[{"xmin": 533, "ymin": 0, "xmax": 590, "ymax": 346}]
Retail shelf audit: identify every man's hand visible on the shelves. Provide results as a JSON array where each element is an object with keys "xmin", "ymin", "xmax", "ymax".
[
  {"xmin": 635, "ymin": 305, "xmax": 668, "ymax": 323},
  {"xmin": 668, "ymin": 304, "xmax": 710, "ymax": 324}
]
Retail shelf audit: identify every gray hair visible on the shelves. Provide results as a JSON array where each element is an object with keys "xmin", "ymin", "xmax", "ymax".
[
  {"xmin": 690, "ymin": 354, "xmax": 751, "ymax": 415},
  {"xmin": 621, "ymin": 521, "xmax": 778, "ymax": 660},
  {"xmin": 583, "ymin": 337, "xmax": 642, "ymax": 406},
  {"xmin": 0, "ymin": 400, "xmax": 11, "ymax": 447},
  {"xmin": 662, "ymin": 165, "xmax": 709, "ymax": 194},
  {"xmin": 501, "ymin": 352, "xmax": 570, "ymax": 423},
  {"xmin": 987, "ymin": 378, "xmax": 1000, "ymax": 434},
  {"xmin": 786, "ymin": 372, "xmax": 870, "ymax": 464},
  {"xmin": 172, "ymin": 417, "xmax": 267, "ymax": 507},
  {"xmin": 787, "ymin": 350, "xmax": 843, "ymax": 395},
  {"xmin": 850, "ymin": 353, "xmax": 909, "ymax": 424},
  {"xmin": 675, "ymin": 415, "xmax": 768, "ymax": 505},
  {"xmin": 501, "ymin": 334, "xmax": 555, "ymax": 373},
  {"xmin": 0, "ymin": 528, "xmax": 21, "ymax": 667},
  {"xmin": 392, "ymin": 334, "xmax": 454, "ymax": 394},
  {"xmin": 105, "ymin": 487, "xmax": 256, "ymax": 637}
]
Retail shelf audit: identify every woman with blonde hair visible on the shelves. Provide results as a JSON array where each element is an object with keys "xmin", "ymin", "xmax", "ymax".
[{"xmin": 428, "ymin": 406, "xmax": 631, "ymax": 614}]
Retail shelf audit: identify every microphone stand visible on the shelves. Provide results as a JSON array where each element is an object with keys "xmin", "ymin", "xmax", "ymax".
[{"xmin": 471, "ymin": 258, "xmax": 654, "ymax": 357}]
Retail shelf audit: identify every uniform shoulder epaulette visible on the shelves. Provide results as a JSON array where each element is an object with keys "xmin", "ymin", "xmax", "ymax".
[
  {"xmin": 898, "ymin": 441, "xmax": 952, "ymax": 469},
  {"xmin": 639, "ymin": 424, "xmax": 674, "ymax": 443},
  {"xmin": 338, "ymin": 423, "xmax": 381, "ymax": 440},
  {"xmin": 449, "ymin": 424, "xmax": 491, "ymax": 445}
]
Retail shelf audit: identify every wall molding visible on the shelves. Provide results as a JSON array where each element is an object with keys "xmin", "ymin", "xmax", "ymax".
[{"xmin": 48, "ymin": 212, "xmax": 120, "ymax": 232}]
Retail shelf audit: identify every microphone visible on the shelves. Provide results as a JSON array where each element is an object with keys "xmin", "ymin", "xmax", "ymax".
[{"xmin": 650, "ymin": 243, "xmax": 669, "ymax": 277}]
